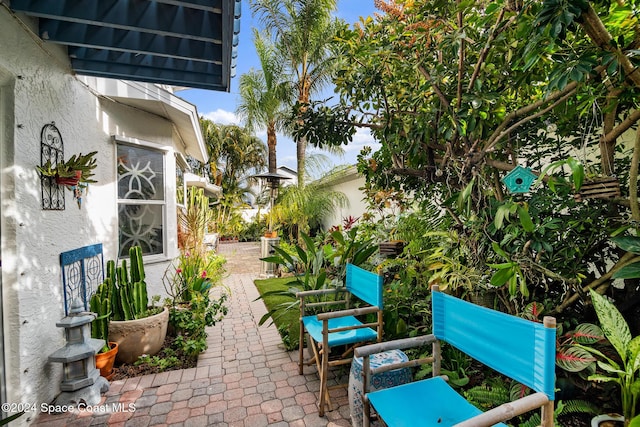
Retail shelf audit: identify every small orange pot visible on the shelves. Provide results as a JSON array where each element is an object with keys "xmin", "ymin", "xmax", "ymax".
[{"xmin": 95, "ymin": 341, "xmax": 119, "ymax": 381}]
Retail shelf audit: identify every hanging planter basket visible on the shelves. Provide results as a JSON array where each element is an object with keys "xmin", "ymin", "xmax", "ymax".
[
  {"xmin": 574, "ymin": 177, "xmax": 621, "ymax": 202},
  {"xmin": 379, "ymin": 241, "xmax": 405, "ymax": 257},
  {"xmin": 55, "ymin": 170, "xmax": 82, "ymax": 186}
]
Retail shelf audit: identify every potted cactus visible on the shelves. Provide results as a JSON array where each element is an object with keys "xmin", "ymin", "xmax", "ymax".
[
  {"xmin": 101, "ymin": 246, "xmax": 169, "ymax": 364},
  {"xmin": 89, "ymin": 282, "xmax": 118, "ymax": 380},
  {"xmin": 37, "ymin": 151, "xmax": 98, "ymax": 186}
]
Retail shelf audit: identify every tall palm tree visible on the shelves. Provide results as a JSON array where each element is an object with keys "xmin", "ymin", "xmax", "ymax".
[
  {"xmin": 200, "ymin": 119, "xmax": 267, "ymax": 187},
  {"xmin": 250, "ymin": 0, "xmax": 340, "ymax": 187},
  {"xmin": 237, "ymin": 29, "xmax": 291, "ymax": 174},
  {"xmin": 218, "ymin": 124, "xmax": 267, "ymax": 188},
  {"xmin": 199, "ymin": 120, "xmax": 267, "ymax": 228}
]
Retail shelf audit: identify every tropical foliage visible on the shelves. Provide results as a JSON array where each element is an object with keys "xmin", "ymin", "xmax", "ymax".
[
  {"xmin": 178, "ymin": 187, "xmax": 211, "ymax": 255},
  {"xmin": 197, "ymin": 120, "xmax": 267, "ymax": 238},
  {"xmin": 163, "ymin": 250, "xmax": 227, "ymax": 306},
  {"xmin": 168, "ymin": 182, "xmax": 229, "ymax": 359},
  {"xmin": 294, "ymin": 0, "xmax": 640, "ymax": 314},
  {"xmin": 580, "ymin": 289, "xmax": 640, "ymax": 422},
  {"xmin": 256, "ymin": 227, "xmax": 377, "ymax": 344},
  {"xmin": 274, "ymin": 0, "xmax": 640, "ymax": 420},
  {"xmin": 163, "ymin": 247, "xmax": 228, "ymax": 358},
  {"xmin": 269, "ymin": 178, "xmax": 346, "ymax": 241}
]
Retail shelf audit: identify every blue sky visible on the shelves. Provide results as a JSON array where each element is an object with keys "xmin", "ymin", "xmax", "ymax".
[{"xmin": 178, "ymin": 0, "xmax": 381, "ymax": 172}]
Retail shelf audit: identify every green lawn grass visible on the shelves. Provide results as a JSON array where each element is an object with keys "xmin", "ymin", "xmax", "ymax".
[{"xmin": 254, "ymin": 277, "xmax": 300, "ymax": 350}]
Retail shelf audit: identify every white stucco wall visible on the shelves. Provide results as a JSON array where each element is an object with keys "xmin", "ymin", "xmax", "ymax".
[
  {"xmin": 0, "ymin": 10, "xmax": 182, "ymax": 424},
  {"xmin": 322, "ymin": 171, "xmax": 368, "ymax": 230}
]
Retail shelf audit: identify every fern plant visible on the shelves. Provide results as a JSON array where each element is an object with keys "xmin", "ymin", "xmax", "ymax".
[
  {"xmin": 464, "ymin": 377, "xmax": 599, "ymax": 426},
  {"xmin": 519, "ymin": 399, "xmax": 599, "ymax": 427},
  {"xmin": 464, "ymin": 383, "xmax": 511, "ymax": 410}
]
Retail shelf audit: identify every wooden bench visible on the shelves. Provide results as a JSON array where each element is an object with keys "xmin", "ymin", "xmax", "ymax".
[{"xmin": 355, "ymin": 285, "xmax": 556, "ymax": 427}]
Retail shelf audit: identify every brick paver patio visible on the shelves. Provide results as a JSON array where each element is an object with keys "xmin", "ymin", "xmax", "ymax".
[{"xmin": 31, "ymin": 242, "xmax": 352, "ymax": 427}]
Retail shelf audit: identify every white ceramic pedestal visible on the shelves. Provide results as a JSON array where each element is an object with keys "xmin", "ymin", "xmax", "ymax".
[{"xmin": 348, "ymin": 349, "xmax": 413, "ymax": 427}]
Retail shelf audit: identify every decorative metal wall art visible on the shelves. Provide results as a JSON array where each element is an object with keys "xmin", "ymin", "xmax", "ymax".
[{"xmin": 40, "ymin": 122, "xmax": 65, "ymax": 209}]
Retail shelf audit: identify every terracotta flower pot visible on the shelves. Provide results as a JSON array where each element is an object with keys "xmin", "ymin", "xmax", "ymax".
[
  {"xmin": 95, "ymin": 341, "xmax": 118, "ymax": 381},
  {"xmin": 55, "ymin": 170, "xmax": 82, "ymax": 186}
]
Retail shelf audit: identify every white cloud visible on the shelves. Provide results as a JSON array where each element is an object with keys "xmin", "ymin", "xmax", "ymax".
[
  {"xmin": 344, "ymin": 127, "xmax": 381, "ymax": 152},
  {"xmin": 202, "ymin": 109, "xmax": 239, "ymax": 125},
  {"xmin": 280, "ymin": 154, "xmax": 297, "ymax": 170},
  {"xmin": 256, "ymin": 128, "xmax": 268, "ymax": 140}
]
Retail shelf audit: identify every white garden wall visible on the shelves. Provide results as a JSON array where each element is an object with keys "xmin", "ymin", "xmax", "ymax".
[{"xmin": 322, "ymin": 168, "xmax": 368, "ymax": 230}]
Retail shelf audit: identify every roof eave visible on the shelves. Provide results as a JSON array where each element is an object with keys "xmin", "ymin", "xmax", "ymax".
[{"xmin": 81, "ymin": 77, "xmax": 207, "ymax": 162}]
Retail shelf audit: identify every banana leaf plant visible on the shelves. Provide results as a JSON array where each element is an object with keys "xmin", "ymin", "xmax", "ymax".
[{"xmin": 256, "ymin": 231, "xmax": 376, "ymax": 326}]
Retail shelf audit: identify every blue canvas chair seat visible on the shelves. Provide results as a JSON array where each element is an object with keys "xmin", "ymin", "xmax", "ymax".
[
  {"xmin": 297, "ymin": 263, "xmax": 384, "ymax": 417},
  {"xmin": 302, "ymin": 315, "xmax": 379, "ymax": 347},
  {"xmin": 356, "ymin": 285, "xmax": 556, "ymax": 427},
  {"xmin": 368, "ymin": 377, "xmax": 508, "ymax": 427}
]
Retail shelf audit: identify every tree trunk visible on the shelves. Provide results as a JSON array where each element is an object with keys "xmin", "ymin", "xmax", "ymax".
[
  {"xmin": 630, "ymin": 126, "xmax": 640, "ymax": 221},
  {"xmin": 297, "ymin": 137, "xmax": 306, "ymax": 187},
  {"xmin": 267, "ymin": 122, "xmax": 277, "ymax": 174},
  {"xmin": 600, "ymin": 88, "xmax": 622, "ymax": 176},
  {"xmin": 297, "ymin": 76, "xmax": 312, "ymax": 188}
]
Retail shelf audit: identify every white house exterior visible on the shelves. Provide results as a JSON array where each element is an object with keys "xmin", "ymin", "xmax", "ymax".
[
  {"xmin": 321, "ymin": 166, "xmax": 368, "ymax": 229},
  {"xmin": 0, "ymin": 3, "xmax": 238, "ymax": 424}
]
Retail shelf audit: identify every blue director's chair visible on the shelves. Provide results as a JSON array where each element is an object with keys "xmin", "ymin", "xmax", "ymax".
[
  {"xmin": 356, "ymin": 285, "xmax": 556, "ymax": 427},
  {"xmin": 298, "ymin": 263, "xmax": 384, "ymax": 416}
]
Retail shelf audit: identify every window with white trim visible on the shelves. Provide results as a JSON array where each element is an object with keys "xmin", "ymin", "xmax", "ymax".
[
  {"xmin": 117, "ymin": 143, "xmax": 166, "ymax": 257},
  {"xmin": 176, "ymin": 154, "xmax": 186, "ymax": 209}
]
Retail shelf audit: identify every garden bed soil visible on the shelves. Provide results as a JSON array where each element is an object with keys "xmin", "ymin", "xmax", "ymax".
[
  {"xmin": 558, "ymin": 413, "xmax": 594, "ymax": 426},
  {"xmin": 109, "ymin": 336, "xmax": 197, "ymax": 381}
]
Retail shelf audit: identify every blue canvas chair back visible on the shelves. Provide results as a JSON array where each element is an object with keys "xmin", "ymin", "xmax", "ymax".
[
  {"xmin": 432, "ymin": 291, "xmax": 555, "ymax": 400},
  {"xmin": 346, "ymin": 263, "xmax": 383, "ymax": 309}
]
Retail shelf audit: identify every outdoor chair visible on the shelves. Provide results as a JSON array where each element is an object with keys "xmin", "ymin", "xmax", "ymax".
[
  {"xmin": 355, "ymin": 285, "xmax": 556, "ymax": 427},
  {"xmin": 297, "ymin": 263, "xmax": 384, "ymax": 416}
]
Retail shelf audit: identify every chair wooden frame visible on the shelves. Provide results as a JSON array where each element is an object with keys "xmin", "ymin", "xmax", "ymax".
[
  {"xmin": 356, "ymin": 285, "xmax": 556, "ymax": 427},
  {"xmin": 297, "ymin": 263, "xmax": 383, "ymax": 416}
]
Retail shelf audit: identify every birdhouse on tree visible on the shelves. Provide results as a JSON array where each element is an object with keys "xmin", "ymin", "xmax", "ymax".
[{"xmin": 501, "ymin": 165, "xmax": 537, "ymax": 194}]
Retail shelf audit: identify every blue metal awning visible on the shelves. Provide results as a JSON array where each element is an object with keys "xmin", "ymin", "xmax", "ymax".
[{"xmin": 10, "ymin": 0, "xmax": 241, "ymax": 92}]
